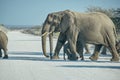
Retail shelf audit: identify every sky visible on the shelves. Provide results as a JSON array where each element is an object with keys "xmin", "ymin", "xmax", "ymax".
[{"xmin": 0, "ymin": 0, "xmax": 120, "ymax": 25}]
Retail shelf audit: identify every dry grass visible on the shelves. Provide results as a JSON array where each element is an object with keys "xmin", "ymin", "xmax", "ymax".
[
  {"xmin": 0, "ymin": 24, "xmax": 8, "ymax": 33},
  {"xmin": 21, "ymin": 25, "xmax": 60, "ymax": 38}
]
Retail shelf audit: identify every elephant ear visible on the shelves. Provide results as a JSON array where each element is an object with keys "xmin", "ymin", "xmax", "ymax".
[{"xmin": 60, "ymin": 12, "xmax": 74, "ymax": 33}]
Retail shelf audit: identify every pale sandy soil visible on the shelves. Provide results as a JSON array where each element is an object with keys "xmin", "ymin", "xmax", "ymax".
[{"xmin": 0, "ymin": 31, "xmax": 120, "ymax": 80}]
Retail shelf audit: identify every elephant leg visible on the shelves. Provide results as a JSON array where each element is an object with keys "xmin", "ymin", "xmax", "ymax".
[
  {"xmin": 89, "ymin": 44, "xmax": 102, "ymax": 61},
  {"xmin": 63, "ymin": 51, "xmax": 66, "ymax": 60},
  {"xmin": 101, "ymin": 46, "xmax": 107, "ymax": 55},
  {"xmin": 84, "ymin": 44, "xmax": 90, "ymax": 54},
  {"xmin": 67, "ymin": 31, "xmax": 79, "ymax": 60},
  {"xmin": 63, "ymin": 43, "xmax": 68, "ymax": 60},
  {"xmin": 108, "ymin": 45, "xmax": 119, "ymax": 61},
  {"xmin": 0, "ymin": 49, "xmax": 2, "ymax": 57},
  {"xmin": 77, "ymin": 41, "xmax": 84, "ymax": 60},
  {"xmin": 3, "ymin": 48, "xmax": 8, "ymax": 59},
  {"xmin": 67, "ymin": 39, "xmax": 79, "ymax": 60},
  {"xmin": 53, "ymin": 33, "xmax": 67, "ymax": 59},
  {"xmin": 78, "ymin": 47, "xmax": 84, "ymax": 60},
  {"xmin": 63, "ymin": 45, "xmax": 78, "ymax": 61},
  {"xmin": 116, "ymin": 41, "xmax": 120, "ymax": 56},
  {"xmin": 63, "ymin": 43, "xmax": 72, "ymax": 60}
]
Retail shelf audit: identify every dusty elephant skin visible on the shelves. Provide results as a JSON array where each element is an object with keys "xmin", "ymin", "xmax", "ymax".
[
  {"xmin": 63, "ymin": 43, "xmax": 120, "ymax": 60},
  {"xmin": 42, "ymin": 10, "xmax": 119, "ymax": 61},
  {"xmin": 41, "ymin": 10, "xmax": 70, "ymax": 59},
  {"xmin": 63, "ymin": 42, "xmax": 88, "ymax": 60},
  {"xmin": 41, "ymin": 10, "xmax": 90, "ymax": 59},
  {"xmin": 0, "ymin": 31, "xmax": 8, "ymax": 59}
]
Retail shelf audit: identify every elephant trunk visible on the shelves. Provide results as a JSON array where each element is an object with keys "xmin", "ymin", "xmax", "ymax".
[
  {"xmin": 49, "ymin": 33, "xmax": 53, "ymax": 59},
  {"xmin": 42, "ymin": 34, "xmax": 49, "ymax": 57},
  {"xmin": 42, "ymin": 26, "xmax": 55, "ymax": 58}
]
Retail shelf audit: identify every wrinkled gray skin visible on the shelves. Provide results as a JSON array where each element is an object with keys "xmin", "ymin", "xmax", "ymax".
[
  {"xmin": 63, "ymin": 44, "xmax": 106, "ymax": 60},
  {"xmin": 64, "ymin": 42, "xmax": 120, "ymax": 60},
  {"xmin": 0, "ymin": 31, "xmax": 8, "ymax": 59},
  {"xmin": 63, "ymin": 42, "xmax": 89, "ymax": 60},
  {"xmin": 52, "ymin": 10, "xmax": 119, "ymax": 61},
  {"xmin": 42, "ymin": 10, "xmax": 90, "ymax": 59},
  {"xmin": 53, "ymin": 11, "xmax": 119, "ymax": 61}
]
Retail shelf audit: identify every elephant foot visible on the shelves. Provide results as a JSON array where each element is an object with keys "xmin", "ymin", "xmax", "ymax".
[
  {"xmin": 80, "ymin": 56, "xmax": 84, "ymax": 61},
  {"xmin": 111, "ymin": 57, "xmax": 119, "ymax": 62},
  {"xmin": 52, "ymin": 55, "xmax": 59, "ymax": 60},
  {"xmin": 3, "ymin": 55, "xmax": 8, "ymax": 59},
  {"xmin": 43, "ymin": 54, "xmax": 49, "ymax": 58},
  {"xmin": 68, "ymin": 57, "xmax": 78, "ymax": 61},
  {"xmin": 68, "ymin": 54, "xmax": 78, "ymax": 61},
  {"xmin": 89, "ymin": 55, "xmax": 98, "ymax": 61}
]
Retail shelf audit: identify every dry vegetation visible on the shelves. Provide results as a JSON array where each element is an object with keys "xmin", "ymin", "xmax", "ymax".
[
  {"xmin": 21, "ymin": 25, "xmax": 42, "ymax": 36},
  {"xmin": 0, "ymin": 24, "xmax": 8, "ymax": 33},
  {"xmin": 21, "ymin": 25, "xmax": 60, "ymax": 38}
]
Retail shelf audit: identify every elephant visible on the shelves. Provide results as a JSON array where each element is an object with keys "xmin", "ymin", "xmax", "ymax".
[
  {"xmin": 51, "ymin": 10, "xmax": 119, "ymax": 61},
  {"xmin": 0, "ymin": 31, "xmax": 8, "ymax": 59},
  {"xmin": 55, "ymin": 11, "xmax": 119, "ymax": 61},
  {"xmin": 41, "ymin": 10, "xmax": 70, "ymax": 59},
  {"xmin": 41, "ymin": 10, "xmax": 90, "ymax": 59}
]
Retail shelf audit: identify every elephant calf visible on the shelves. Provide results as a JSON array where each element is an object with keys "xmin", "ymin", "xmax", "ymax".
[{"xmin": 0, "ymin": 31, "xmax": 8, "ymax": 59}]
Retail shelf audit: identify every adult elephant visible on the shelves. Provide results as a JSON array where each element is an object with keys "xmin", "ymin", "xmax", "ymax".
[
  {"xmin": 41, "ymin": 10, "xmax": 69, "ymax": 59},
  {"xmin": 52, "ymin": 10, "xmax": 119, "ymax": 61},
  {"xmin": 0, "ymin": 31, "xmax": 8, "ymax": 59},
  {"xmin": 41, "ymin": 10, "xmax": 90, "ymax": 59},
  {"xmin": 42, "ymin": 10, "xmax": 119, "ymax": 61}
]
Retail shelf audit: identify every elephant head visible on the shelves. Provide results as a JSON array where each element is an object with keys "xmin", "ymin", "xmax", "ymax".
[{"xmin": 41, "ymin": 10, "xmax": 70, "ymax": 58}]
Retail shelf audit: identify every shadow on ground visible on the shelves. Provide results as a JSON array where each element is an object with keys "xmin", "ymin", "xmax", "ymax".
[
  {"xmin": 8, "ymin": 51, "xmax": 43, "ymax": 55},
  {"xmin": 0, "ymin": 51, "xmax": 119, "ymax": 63},
  {"xmin": 0, "ymin": 51, "xmax": 67, "ymax": 62},
  {"xmin": 3, "ymin": 51, "xmax": 50, "ymax": 61},
  {"xmin": 1, "ymin": 51, "xmax": 66, "ymax": 61},
  {"xmin": 59, "ymin": 65, "xmax": 120, "ymax": 69}
]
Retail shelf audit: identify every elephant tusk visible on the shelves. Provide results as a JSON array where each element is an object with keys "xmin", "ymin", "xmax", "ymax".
[
  {"xmin": 41, "ymin": 31, "xmax": 53, "ymax": 37},
  {"xmin": 41, "ymin": 32, "xmax": 48, "ymax": 37},
  {"xmin": 48, "ymin": 31, "xmax": 53, "ymax": 35}
]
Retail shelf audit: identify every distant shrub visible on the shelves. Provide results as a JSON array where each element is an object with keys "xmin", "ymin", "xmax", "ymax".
[
  {"xmin": 21, "ymin": 25, "xmax": 60, "ymax": 38},
  {"xmin": 0, "ymin": 24, "xmax": 8, "ymax": 33},
  {"xmin": 21, "ymin": 25, "xmax": 42, "ymax": 36}
]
